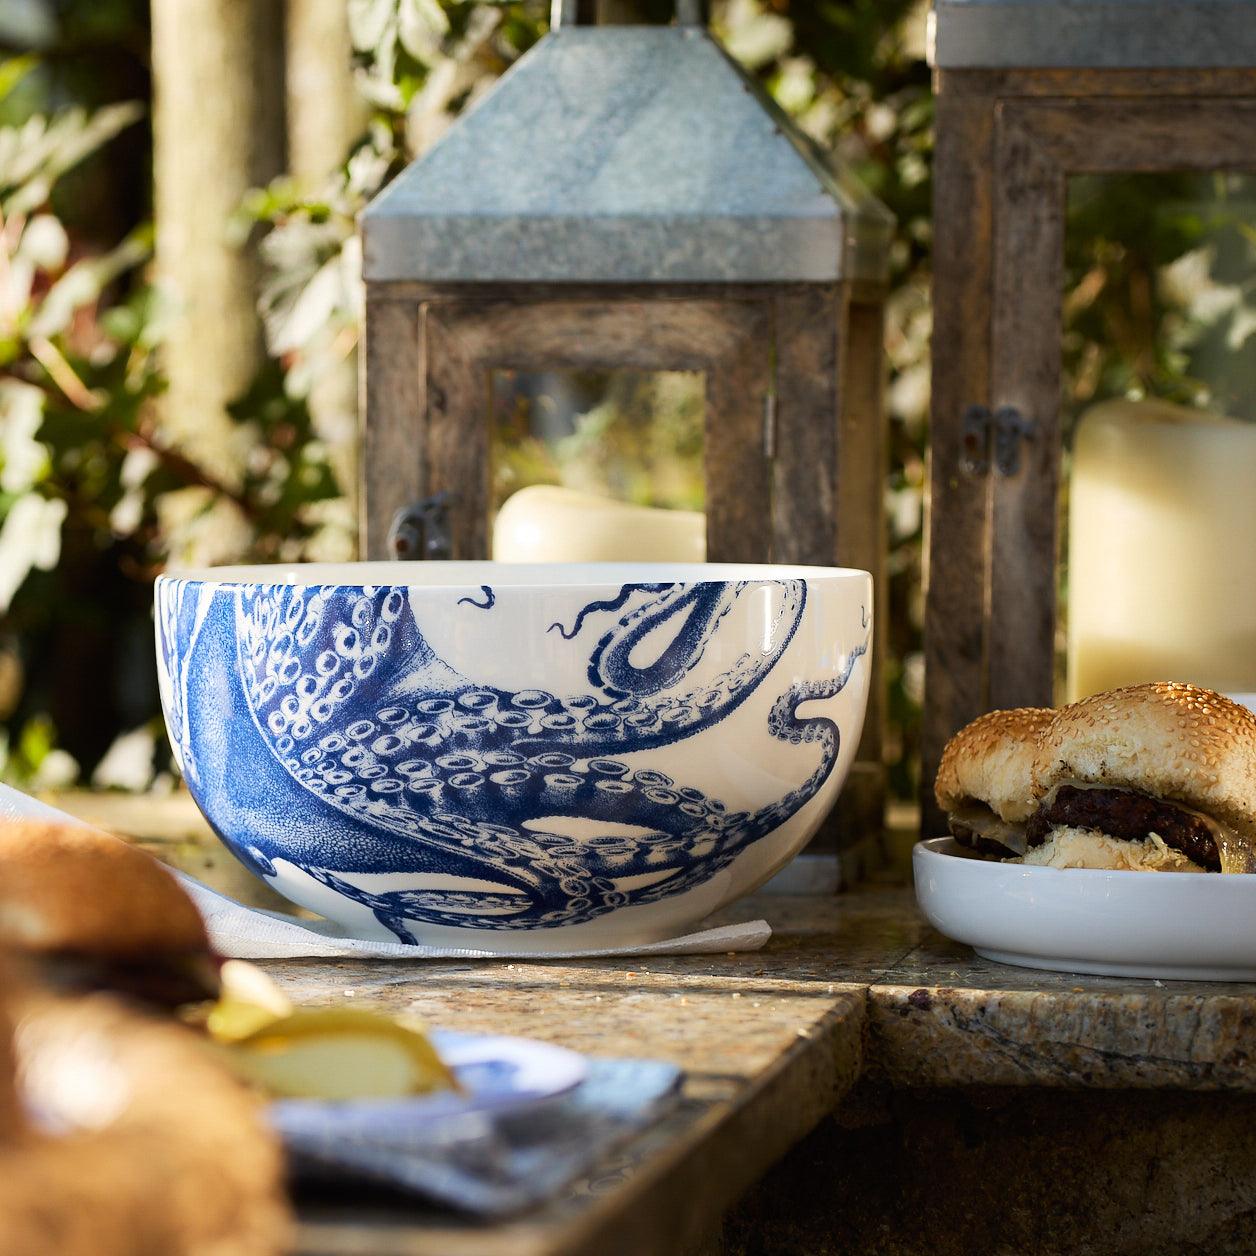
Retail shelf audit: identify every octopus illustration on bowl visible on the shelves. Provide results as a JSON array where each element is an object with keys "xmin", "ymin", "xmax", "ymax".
[{"xmin": 156, "ymin": 562, "xmax": 871, "ymax": 951}]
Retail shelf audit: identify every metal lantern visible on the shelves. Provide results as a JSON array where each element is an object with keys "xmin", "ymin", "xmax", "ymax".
[
  {"xmin": 359, "ymin": 0, "xmax": 893, "ymax": 855},
  {"xmin": 923, "ymin": 0, "xmax": 1256, "ymax": 825}
]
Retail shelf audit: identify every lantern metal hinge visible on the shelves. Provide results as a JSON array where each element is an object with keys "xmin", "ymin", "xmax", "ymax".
[
  {"xmin": 388, "ymin": 493, "xmax": 454, "ymax": 560},
  {"xmin": 763, "ymin": 391, "xmax": 777, "ymax": 460},
  {"xmin": 960, "ymin": 404, "xmax": 1036, "ymax": 477}
]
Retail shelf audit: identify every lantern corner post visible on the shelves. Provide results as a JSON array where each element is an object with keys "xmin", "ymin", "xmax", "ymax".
[
  {"xmin": 766, "ymin": 280, "xmax": 889, "ymax": 863},
  {"xmin": 360, "ymin": 288, "xmax": 426, "ymax": 561},
  {"xmin": 921, "ymin": 78, "xmax": 1000, "ymax": 834},
  {"xmin": 837, "ymin": 281, "xmax": 890, "ymax": 863}
]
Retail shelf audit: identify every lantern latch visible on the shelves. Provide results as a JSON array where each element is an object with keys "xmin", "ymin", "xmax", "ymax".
[
  {"xmin": 388, "ymin": 494, "xmax": 453, "ymax": 560},
  {"xmin": 960, "ymin": 404, "xmax": 1036, "ymax": 477}
]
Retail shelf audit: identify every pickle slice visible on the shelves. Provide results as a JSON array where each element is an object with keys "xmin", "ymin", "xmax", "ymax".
[
  {"xmin": 221, "ymin": 1007, "xmax": 458, "ymax": 1101},
  {"xmin": 205, "ymin": 960, "xmax": 294, "ymax": 1043}
]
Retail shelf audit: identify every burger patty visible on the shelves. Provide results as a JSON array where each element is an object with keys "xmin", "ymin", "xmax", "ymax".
[{"xmin": 1025, "ymin": 785, "xmax": 1221, "ymax": 871}]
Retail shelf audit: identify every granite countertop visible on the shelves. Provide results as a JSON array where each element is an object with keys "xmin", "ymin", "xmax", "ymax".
[
  {"xmin": 264, "ymin": 888, "xmax": 1256, "ymax": 1256},
  {"xmin": 49, "ymin": 792, "xmax": 1256, "ymax": 1256}
]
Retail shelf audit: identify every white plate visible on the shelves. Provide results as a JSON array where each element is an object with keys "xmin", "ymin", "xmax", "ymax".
[
  {"xmin": 913, "ymin": 837, "xmax": 1256, "ymax": 981},
  {"xmin": 268, "ymin": 1029, "xmax": 589, "ymax": 1137}
]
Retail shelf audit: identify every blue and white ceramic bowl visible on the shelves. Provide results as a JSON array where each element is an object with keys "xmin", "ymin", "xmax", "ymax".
[{"xmin": 155, "ymin": 562, "xmax": 871, "ymax": 952}]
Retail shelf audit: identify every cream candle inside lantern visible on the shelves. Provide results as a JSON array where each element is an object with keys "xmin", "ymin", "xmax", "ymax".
[
  {"xmin": 1068, "ymin": 398, "xmax": 1256, "ymax": 701},
  {"xmin": 492, "ymin": 485, "xmax": 706, "ymax": 564}
]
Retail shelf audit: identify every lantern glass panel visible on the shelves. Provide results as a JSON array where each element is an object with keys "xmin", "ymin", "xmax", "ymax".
[
  {"xmin": 1061, "ymin": 172, "xmax": 1256, "ymax": 702},
  {"xmin": 489, "ymin": 369, "xmax": 705, "ymax": 515}
]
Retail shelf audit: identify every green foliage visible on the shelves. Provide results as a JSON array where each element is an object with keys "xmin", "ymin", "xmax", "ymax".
[
  {"xmin": 490, "ymin": 371, "xmax": 707, "ymax": 513},
  {"xmin": 0, "ymin": 54, "xmax": 340, "ymax": 785},
  {"xmin": 0, "ymin": 61, "xmax": 152, "ymax": 782},
  {"xmin": 1063, "ymin": 172, "xmax": 1256, "ymax": 427},
  {"xmin": 225, "ymin": 363, "xmax": 342, "ymax": 555},
  {"xmin": 0, "ymin": 99, "xmax": 143, "ymax": 217}
]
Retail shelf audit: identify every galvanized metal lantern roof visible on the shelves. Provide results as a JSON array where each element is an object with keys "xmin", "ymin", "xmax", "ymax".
[
  {"xmin": 930, "ymin": 0, "xmax": 1256, "ymax": 69},
  {"xmin": 361, "ymin": 11, "xmax": 893, "ymax": 285}
]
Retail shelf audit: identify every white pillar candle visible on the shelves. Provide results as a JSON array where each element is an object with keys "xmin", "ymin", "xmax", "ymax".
[
  {"xmin": 492, "ymin": 485, "xmax": 706, "ymax": 563},
  {"xmin": 1068, "ymin": 398, "xmax": 1256, "ymax": 701}
]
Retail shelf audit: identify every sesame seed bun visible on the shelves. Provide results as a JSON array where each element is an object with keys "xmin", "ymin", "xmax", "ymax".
[
  {"xmin": 0, "ymin": 820, "xmax": 207, "ymax": 960},
  {"xmin": 1031, "ymin": 683, "xmax": 1256, "ymax": 855},
  {"xmin": 935, "ymin": 707, "xmax": 1056, "ymax": 823}
]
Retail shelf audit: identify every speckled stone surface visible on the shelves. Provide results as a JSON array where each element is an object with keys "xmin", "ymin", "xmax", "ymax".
[
  {"xmin": 870, "ymin": 930, "xmax": 1256, "ymax": 1091},
  {"xmin": 271, "ymin": 895, "xmax": 890, "ymax": 1256},
  {"xmin": 274, "ymin": 888, "xmax": 1256, "ymax": 1255},
  {"xmin": 721, "ymin": 1085, "xmax": 1256, "ymax": 1256},
  {"xmin": 58, "ymin": 793, "xmax": 1256, "ymax": 1256}
]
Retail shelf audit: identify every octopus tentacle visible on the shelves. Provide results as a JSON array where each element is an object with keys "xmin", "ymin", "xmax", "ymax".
[
  {"xmin": 547, "ymin": 584, "xmax": 667, "ymax": 641},
  {"xmin": 209, "ymin": 580, "xmax": 864, "ymax": 937}
]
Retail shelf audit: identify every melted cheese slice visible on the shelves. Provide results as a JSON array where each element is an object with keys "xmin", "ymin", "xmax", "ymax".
[{"xmin": 949, "ymin": 801, "xmax": 1028, "ymax": 856}]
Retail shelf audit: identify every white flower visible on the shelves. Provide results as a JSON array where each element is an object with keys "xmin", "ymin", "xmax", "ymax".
[
  {"xmin": 92, "ymin": 726, "xmax": 156, "ymax": 792},
  {"xmin": 1159, "ymin": 247, "xmax": 1213, "ymax": 308},
  {"xmin": 268, "ymin": 253, "xmax": 349, "ymax": 357},
  {"xmin": 30, "ymin": 748, "xmax": 79, "ymax": 791},
  {"xmin": 889, "ymin": 363, "xmax": 931, "ymax": 427},
  {"xmin": 19, "ymin": 215, "xmax": 70, "ymax": 270},
  {"xmin": 902, "ymin": 651, "xmax": 925, "ymax": 708},
  {"xmin": 156, "ymin": 488, "xmax": 253, "ymax": 570},
  {"xmin": 887, "ymin": 484, "xmax": 923, "ymax": 542},
  {"xmin": 1, "ymin": 215, "xmax": 68, "ymax": 323},
  {"xmin": 0, "ymin": 381, "xmax": 49, "ymax": 494},
  {"xmin": 1160, "ymin": 246, "xmax": 1241, "ymax": 325},
  {"xmin": 120, "ymin": 445, "xmax": 160, "ymax": 488},
  {"xmin": 0, "ymin": 493, "xmax": 67, "ymax": 612},
  {"xmin": 1226, "ymin": 302, "xmax": 1256, "ymax": 352},
  {"xmin": 109, "ymin": 491, "xmax": 144, "ymax": 537},
  {"xmin": 110, "ymin": 445, "xmax": 159, "ymax": 536},
  {"xmin": 720, "ymin": 0, "xmax": 793, "ymax": 69}
]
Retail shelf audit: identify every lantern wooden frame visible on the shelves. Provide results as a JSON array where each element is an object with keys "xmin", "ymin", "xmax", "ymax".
[
  {"xmin": 362, "ymin": 281, "xmax": 886, "ymax": 567},
  {"xmin": 924, "ymin": 62, "xmax": 1256, "ymax": 826}
]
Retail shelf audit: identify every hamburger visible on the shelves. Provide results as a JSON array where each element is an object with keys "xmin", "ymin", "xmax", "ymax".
[
  {"xmin": 0, "ymin": 820, "xmax": 291, "ymax": 1253},
  {"xmin": 0, "ymin": 818, "xmax": 220, "ymax": 1005},
  {"xmin": 936, "ymin": 683, "xmax": 1256, "ymax": 873}
]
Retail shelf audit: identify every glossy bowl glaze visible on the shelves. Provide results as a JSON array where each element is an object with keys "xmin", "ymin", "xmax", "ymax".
[
  {"xmin": 157, "ymin": 562, "xmax": 871, "ymax": 952},
  {"xmin": 914, "ymin": 836, "xmax": 1256, "ymax": 980}
]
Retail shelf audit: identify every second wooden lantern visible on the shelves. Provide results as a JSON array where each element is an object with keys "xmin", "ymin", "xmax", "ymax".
[{"xmin": 923, "ymin": 0, "xmax": 1256, "ymax": 826}]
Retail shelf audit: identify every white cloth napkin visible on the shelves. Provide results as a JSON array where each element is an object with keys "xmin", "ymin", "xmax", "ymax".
[{"xmin": 0, "ymin": 782, "xmax": 770, "ymax": 959}]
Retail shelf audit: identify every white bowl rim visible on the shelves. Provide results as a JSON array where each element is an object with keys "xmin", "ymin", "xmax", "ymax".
[{"xmin": 156, "ymin": 560, "xmax": 873, "ymax": 590}]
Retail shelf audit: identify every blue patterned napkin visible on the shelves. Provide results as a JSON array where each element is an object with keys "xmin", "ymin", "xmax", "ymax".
[{"xmin": 272, "ymin": 1056, "xmax": 682, "ymax": 1215}]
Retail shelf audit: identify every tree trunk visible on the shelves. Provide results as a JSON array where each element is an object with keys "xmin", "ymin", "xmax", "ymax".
[
  {"xmin": 285, "ymin": 0, "xmax": 366, "ymax": 185},
  {"xmin": 151, "ymin": 0, "xmax": 286, "ymax": 485},
  {"xmin": 284, "ymin": 0, "xmax": 365, "ymax": 547}
]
